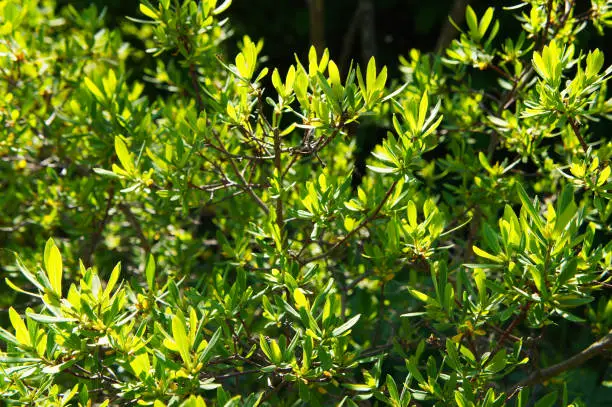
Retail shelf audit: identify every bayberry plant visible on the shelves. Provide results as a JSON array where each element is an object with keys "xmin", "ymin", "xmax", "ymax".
[{"xmin": 1, "ymin": 0, "xmax": 611, "ymax": 406}]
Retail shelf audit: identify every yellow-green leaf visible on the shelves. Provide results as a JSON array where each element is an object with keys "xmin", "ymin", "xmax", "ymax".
[
  {"xmin": 473, "ymin": 245, "xmax": 503, "ymax": 263},
  {"xmin": 103, "ymin": 262, "xmax": 121, "ymax": 299},
  {"xmin": 114, "ymin": 136, "xmax": 134, "ymax": 173},
  {"xmin": 407, "ymin": 200, "xmax": 418, "ymax": 228},
  {"xmin": 130, "ymin": 351, "xmax": 150, "ymax": 377},
  {"xmin": 172, "ymin": 313, "xmax": 191, "ymax": 366},
  {"xmin": 9, "ymin": 307, "xmax": 30, "ymax": 346},
  {"xmin": 418, "ymin": 90, "xmax": 428, "ymax": 130},
  {"xmin": 139, "ymin": 3, "xmax": 159, "ymax": 19},
  {"xmin": 84, "ymin": 77, "xmax": 105, "ymax": 103},
  {"xmin": 293, "ymin": 288, "xmax": 310, "ymax": 310},
  {"xmin": 46, "ymin": 240, "xmax": 63, "ymax": 297}
]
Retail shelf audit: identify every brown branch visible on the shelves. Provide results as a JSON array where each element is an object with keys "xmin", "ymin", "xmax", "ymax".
[
  {"xmin": 508, "ymin": 330, "xmax": 612, "ymax": 398},
  {"xmin": 299, "ymin": 178, "xmax": 399, "ymax": 265},
  {"xmin": 492, "ymin": 302, "xmax": 531, "ymax": 355},
  {"xmin": 272, "ymin": 100, "xmax": 285, "ymax": 236},
  {"xmin": 209, "ymin": 131, "xmax": 270, "ymax": 216},
  {"xmin": 568, "ymin": 116, "xmax": 589, "ymax": 154}
]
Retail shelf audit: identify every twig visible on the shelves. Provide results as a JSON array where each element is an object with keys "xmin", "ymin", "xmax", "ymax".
[
  {"xmin": 210, "ymin": 132, "xmax": 270, "ymax": 215},
  {"xmin": 492, "ymin": 302, "xmax": 531, "ymax": 355},
  {"xmin": 568, "ymin": 116, "xmax": 589, "ymax": 154},
  {"xmin": 273, "ymin": 126, "xmax": 285, "ymax": 237},
  {"xmin": 507, "ymin": 330, "xmax": 612, "ymax": 399},
  {"xmin": 300, "ymin": 178, "xmax": 399, "ymax": 264}
]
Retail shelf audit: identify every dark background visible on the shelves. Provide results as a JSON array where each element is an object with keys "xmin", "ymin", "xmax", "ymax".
[{"xmin": 59, "ymin": 0, "xmax": 609, "ymax": 80}]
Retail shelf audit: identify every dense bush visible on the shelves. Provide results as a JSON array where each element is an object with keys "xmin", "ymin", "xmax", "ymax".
[{"xmin": 1, "ymin": 0, "xmax": 611, "ymax": 406}]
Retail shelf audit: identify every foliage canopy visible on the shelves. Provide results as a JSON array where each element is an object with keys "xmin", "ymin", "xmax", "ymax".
[{"xmin": 1, "ymin": 0, "xmax": 612, "ymax": 406}]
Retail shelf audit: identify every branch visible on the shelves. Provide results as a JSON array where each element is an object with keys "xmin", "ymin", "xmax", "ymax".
[
  {"xmin": 509, "ymin": 330, "xmax": 612, "ymax": 396},
  {"xmin": 568, "ymin": 116, "xmax": 589, "ymax": 154},
  {"xmin": 210, "ymin": 132, "xmax": 270, "ymax": 216},
  {"xmin": 492, "ymin": 302, "xmax": 531, "ymax": 355},
  {"xmin": 299, "ymin": 178, "xmax": 399, "ymax": 265},
  {"xmin": 273, "ymin": 126, "xmax": 285, "ymax": 237}
]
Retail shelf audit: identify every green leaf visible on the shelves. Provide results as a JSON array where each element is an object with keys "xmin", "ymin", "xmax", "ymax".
[
  {"xmin": 103, "ymin": 262, "xmax": 121, "ymax": 299},
  {"xmin": 172, "ymin": 313, "xmax": 191, "ymax": 366},
  {"xmin": 534, "ymin": 391, "xmax": 558, "ymax": 407},
  {"xmin": 332, "ymin": 314, "xmax": 361, "ymax": 337},
  {"xmin": 268, "ymin": 339, "xmax": 283, "ymax": 364},
  {"xmin": 483, "ymin": 223, "xmax": 501, "ymax": 253},
  {"xmin": 293, "ymin": 288, "xmax": 310, "ymax": 311},
  {"xmin": 328, "ymin": 60, "xmax": 341, "ymax": 88},
  {"xmin": 93, "ymin": 168, "xmax": 122, "ymax": 179},
  {"xmin": 145, "ymin": 254, "xmax": 156, "ymax": 289},
  {"xmin": 407, "ymin": 200, "xmax": 418, "ymax": 228},
  {"xmin": 445, "ymin": 339, "xmax": 461, "ymax": 370},
  {"xmin": 342, "ymin": 383, "xmax": 373, "ymax": 392},
  {"xmin": 366, "ymin": 164, "xmax": 398, "ymax": 174},
  {"xmin": 484, "ymin": 349, "xmax": 506, "ymax": 373},
  {"xmin": 465, "ymin": 6, "xmax": 479, "ymax": 38},
  {"xmin": 9, "ymin": 307, "xmax": 29, "ymax": 346},
  {"xmin": 84, "ymin": 77, "xmax": 105, "ymax": 103},
  {"xmin": 529, "ymin": 266, "xmax": 547, "ymax": 298},
  {"xmin": 45, "ymin": 238, "xmax": 62, "ymax": 297},
  {"xmin": 15, "ymin": 255, "xmax": 44, "ymax": 293},
  {"xmin": 472, "ymin": 245, "xmax": 503, "ymax": 263},
  {"xmin": 386, "ymin": 374, "xmax": 399, "ymax": 402},
  {"xmin": 213, "ymin": 0, "xmax": 232, "ymax": 15},
  {"xmin": 418, "ymin": 91, "xmax": 428, "ymax": 130},
  {"xmin": 556, "ymin": 258, "xmax": 578, "ymax": 287},
  {"xmin": 375, "ymin": 66, "xmax": 387, "ymax": 92},
  {"xmin": 130, "ymin": 351, "xmax": 150, "ymax": 377},
  {"xmin": 366, "ymin": 57, "xmax": 377, "ymax": 98},
  {"xmin": 0, "ymin": 326, "xmax": 19, "ymax": 346},
  {"xmin": 455, "ymin": 391, "xmax": 469, "ymax": 407},
  {"xmin": 115, "ymin": 136, "xmax": 135, "ymax": 173},
  {"xmin": 473, "ymin": 268, "xmax": 487, "ymax": 304},
  {"xmin": 479, "ymin": 8, "xmax": 494, "ymax": 38},
  {"xmin": 198, "ymin": 328, "xmax": 222, "ymax": 365},
  {"xmin": 25, "ymin": 312, "xmax": 76, "ymax": 324},
  {"xmin": 408, "ymin": 288, "xmax": 436, "ymax": 305},
  {"xmin": 139, "ymin": 3, "xmax": 159, "ymax": 20},
  {"xmin": 532, "ymin": 51, "xmax": 549, "ymax": 81},
  {"xmin": 516, "ymin": 183, "xmax": 544, "ymax": 232},
  {"xmin": 259, "ymin": 334, "xmax": 273, "ymax": 360}
]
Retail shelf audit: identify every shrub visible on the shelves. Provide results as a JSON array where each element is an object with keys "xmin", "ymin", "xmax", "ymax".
[{"xmin": 1, "ymin": 0, "xmax": 611, "ymax": 406}]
